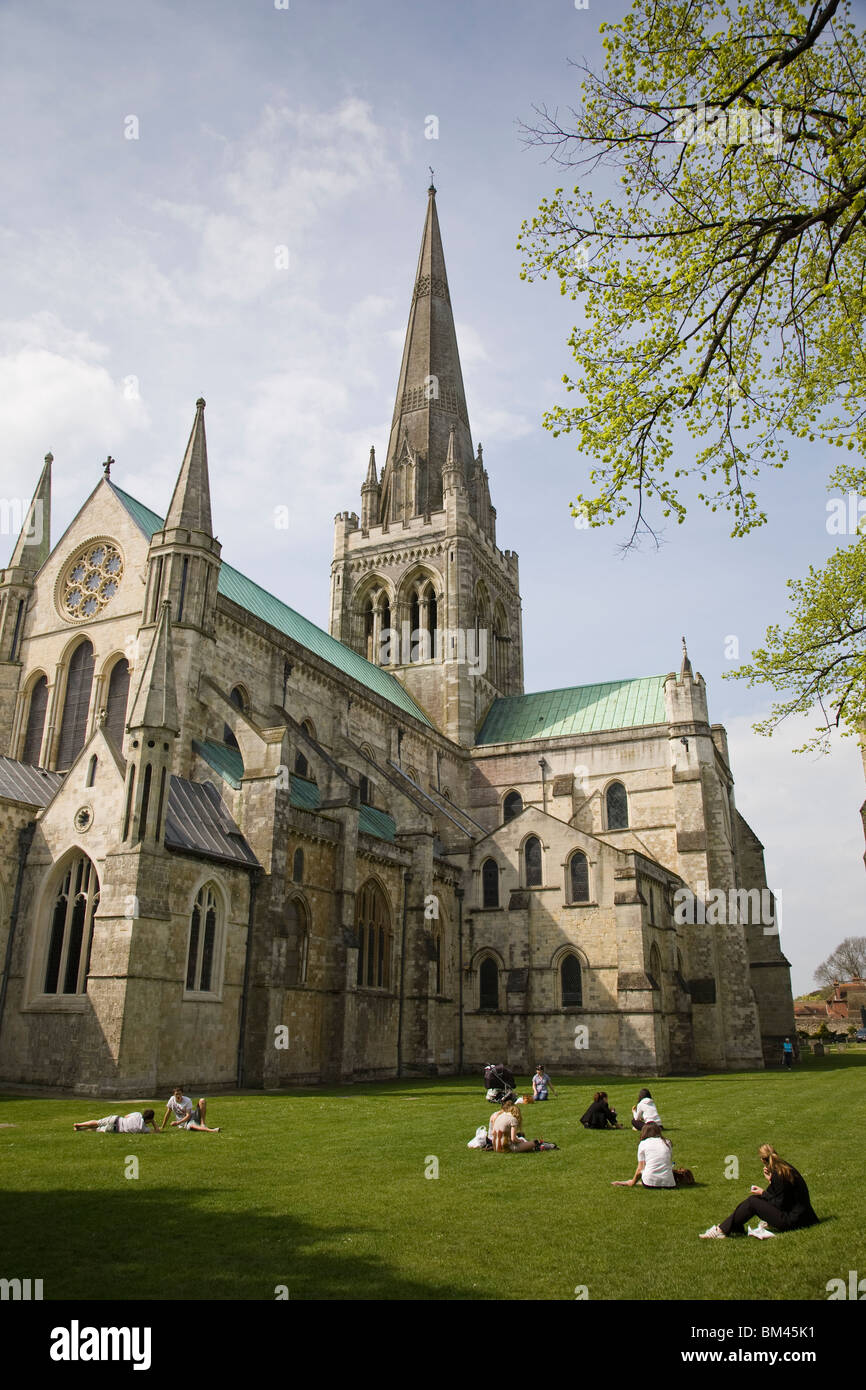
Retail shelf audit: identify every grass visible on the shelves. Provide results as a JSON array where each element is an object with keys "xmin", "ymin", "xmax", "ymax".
[{"xmin": 1, "ymin": 1054, "xmax": 863, "ymax": 1301}]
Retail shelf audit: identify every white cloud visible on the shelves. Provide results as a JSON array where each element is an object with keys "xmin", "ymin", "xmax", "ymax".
[
  {"xmin": 453, "ymin": 320, "xmax": 489, "ymax": 367},
  {"xmin": 0, "ymin": 343, "xmax": 149, "ymax": 482},
  {"xmin": 471, "ymin": 405, "xmax": 534, "ymax": 442}
]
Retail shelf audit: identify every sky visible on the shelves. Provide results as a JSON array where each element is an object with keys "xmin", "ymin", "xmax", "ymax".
[{"xmin": 0, "ymin": 0, "xmax": 862, "ymax": 995}]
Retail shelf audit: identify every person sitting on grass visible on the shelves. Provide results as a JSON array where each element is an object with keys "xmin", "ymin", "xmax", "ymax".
[
  {"xmin": 531, "ymin": 1065, "xmax": 557, "ymax": 1101},
  {"xmin": 700, "ymin": 1144, "xmax": 818, "ymax": 1239},
  {"xmin": 74, "ymin": 1110, "xmax": 159, "ymax": 1134},
  {"xmin": 580, "ymin": 1090, "xmax": 622, "ymax": 1129},
  {"xmin": 612, "ymin": 1121, "xmax": 675, "ymax": 1188},
  {"xmin": 631, "ymin": 1088, "xmax": 662, "ymax": 1131},
  {"xmin": 165, "ymin": 1094, "xmax": 220, "ymax": 1133},
  {"xmin": 491, "ymin": 1102, "xmax": 538, "ymax": 1153}
]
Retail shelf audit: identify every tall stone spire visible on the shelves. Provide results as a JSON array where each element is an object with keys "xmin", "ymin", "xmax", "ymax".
[
  {"xmin": 378, "ymin": 186, "xmax": 474, "ymax": 522},
  {"xmin": 165, "ymin": 397, "xmax": 212, "ymax": 535},
  {"xmin": 8, "ymin": 453, "xmax": 52, "ymax": 575},
  {"xmin": 128, "ymin": 600, "xmax": 179, "ymax": 734}
]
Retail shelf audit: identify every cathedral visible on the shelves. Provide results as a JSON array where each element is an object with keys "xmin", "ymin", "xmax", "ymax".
[{"xmin": 0, "ymin": 187, "xmax": 794, "ymax": 1095}]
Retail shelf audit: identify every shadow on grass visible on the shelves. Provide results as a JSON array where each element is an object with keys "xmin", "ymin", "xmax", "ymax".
[
  {"xmin": 0, "ymin": 1187, "xmax": 478, "ymax": 1302},
  {"xmin": 795, "ymin": 1053, "xmax": 866, "ymax": 1072}
]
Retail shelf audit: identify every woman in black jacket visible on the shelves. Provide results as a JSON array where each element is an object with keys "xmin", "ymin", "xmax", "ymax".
[
  {"xmin": 580, "ymin": 1091, "xmax": 623, "ymax": 1130},
  {"xmin": 700, "ymin": 1144, "xmax": 818, "ymax": 1238}
]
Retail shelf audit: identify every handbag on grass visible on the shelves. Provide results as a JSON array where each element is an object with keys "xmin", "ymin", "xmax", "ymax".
[{"xmin": 673, "ymin": 1167, "xmax": 695, "ymax": 1186}]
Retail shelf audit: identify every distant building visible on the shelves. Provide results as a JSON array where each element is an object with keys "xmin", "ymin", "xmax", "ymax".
[{"xmin": 794, "ymin": 979, "xmax": 866, "ymax": 1036}]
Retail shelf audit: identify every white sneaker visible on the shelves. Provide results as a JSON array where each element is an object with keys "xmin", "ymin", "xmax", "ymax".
[
  {"xmin": 699, "ymin": 1225, "xmax": 726, "ymax": 1239},
  {"xmin": 748, "ymin": 1225, "xmax": 776, "ymax": 1239}
]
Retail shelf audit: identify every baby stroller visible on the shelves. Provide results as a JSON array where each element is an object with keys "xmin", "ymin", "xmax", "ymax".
[{"xmin": 484, "ymin": 1062, "xmax": 516, "ymax": 1104}]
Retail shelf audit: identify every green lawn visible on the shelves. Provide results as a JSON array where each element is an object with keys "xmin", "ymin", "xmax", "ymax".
[{"xmin": 1, "ymin": 1055, "xmax": 863, "ymax": 1301}]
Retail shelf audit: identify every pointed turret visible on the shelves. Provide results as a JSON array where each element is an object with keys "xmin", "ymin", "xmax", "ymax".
[
  {"xmin": 0, "ymin": 454, "xmax": 52, "ymax": 686},
  {"xmin": 128, "ymin": 600, "xmax": 179, "ymax": 734},
  {"xmin": 378, "ymin": 186, "xmax": 474, "ymax": 523},
  {"xmin": 360, "ymin": 446, "xmax": 381, "ymax": 530},
  {"xmin": 165, "ymin": 397, "xmax": 212, "ymax": 535},
  {"xmin": 142, "ymin": 398, "xmax": 221, "ymax": 634},
  {"xmin": 680, "ymin": 636, "xmax": 693, "ymax": 680},
  {"xmin": 442, "ymin": 424, "xmax": 464, "ymax": 499},
  {"xmin": 122, "ymin": 601, "xmax": 178, "ymax": 846},
  {"xmin": 8, "ymin": 453, "xmax": 51, "ymax": 576}
]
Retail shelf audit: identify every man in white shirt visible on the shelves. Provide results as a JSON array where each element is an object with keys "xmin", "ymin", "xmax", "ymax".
[
  {"xmin": 162, "ymin": 1087, "xmax": 193, "ymax": 1130},
  {"xmin": 162, "ymin": 1086, "xmax": 220, "ymax": 1133},
  {"xmin": 74, "ymin": 1109, "xmax": 159, "ymax": 1133}
]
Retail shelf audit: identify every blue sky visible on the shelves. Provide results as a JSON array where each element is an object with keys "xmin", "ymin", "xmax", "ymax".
[{"xmin": 1, "ymin": 0, "xmax": 862, "ymax": 994}]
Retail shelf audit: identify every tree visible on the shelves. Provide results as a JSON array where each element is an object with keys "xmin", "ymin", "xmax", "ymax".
[
  {"xmin": 518, "ymin": 0, "xmax": 866, "ymax": 745},
  {"xmin": 813, "ymin": 934, "xmax": 866, "ymax": 986}
]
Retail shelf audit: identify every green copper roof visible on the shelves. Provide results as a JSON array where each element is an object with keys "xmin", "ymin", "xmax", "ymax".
[
  {"xmin": 358, "ymin": 804, "xmax": 397, "ymax": 843},
  {"xmin": 193, "ymin": 739, "xmax": 244, "ymax": 790},
  {"xmin": 291, "ymin": 773, "xmax": 395, "ymax": 841},
  {"xmin": 186, "ymin": 759, "xmax": 396, "ymax": 843},
  {"xmin": 290, "ymin": 773, "xmax": 321, "ymax": 811},
  {"xmin": 110, "ymin": 483, "xmax": 432, "ymax": 728},
  {"xmin": 476, "ymin": 676, "xmax": 668, "ymax": 745}
]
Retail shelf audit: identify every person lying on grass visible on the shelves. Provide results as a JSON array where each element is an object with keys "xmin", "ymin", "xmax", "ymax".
[
  {"xmin": 612, "ymin": 1121, "xmax": 675, "ymax": 1188},
  {"xmin": 162, "ymin": 1087, "xmax": 220, "ymax": 1132},
  {"xmin": 74, "ymin": 1110, "xmax": 159, "ymax": 1134},
  {"xmin": 700, "ymin": 1144, "xmax": 818, "ymax": 1240}
]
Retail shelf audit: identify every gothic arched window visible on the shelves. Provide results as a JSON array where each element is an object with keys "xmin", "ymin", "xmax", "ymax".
[
  {"xmin": 503, "ymin": 790, "xmax": 522, "ymax": 824},
  {"xmin": 569, "ymin": 851, "xmax": 590, "ymax": 903},
  {"xmin": 57, "ymin": 641, "xmax": 95, "ymax": 770},
  {"xmin": 43, "ymin": 854, "xmax": 99, "ymax": 995},
  {"xmin": 479, "ymin": 956, "xmax": 499, "ymax": 1010},
  {"xmin": 292, "ymin": 847, "xmax": 304, "ymax": 883},
  {"xmin": 524, "ymin": 835, "xmax": 543, "ymax": 888},
  {"xmin": 295, "ymin": 721, "xmax": 317, "ymax": 781},
  {"xmin": 105, "ymin": 658, "xmax": 130, "ymax": 748},
  {"xmin": 22, "ymin": 674, "xmax": 48, "ymax": 766},
  {"xmin": 648, "ymin": 943, "xmax": 662, "ymax": 994},
  {"xmin": 561, "ymin": 954, "xmax": 583, "ymax": 1007},
  {"xmin": 185, "ymin": 883, "xmax": 222, "ymax": 994},
  {"xmin": 224, "ymin": 685, "xmax": 247, "ymax": 750},
  {"xmin": 432, "ymin": 926, "xmax": 442, "ymax": 994},
  {"xmin": 482, "ymin": 858, "xmax": 499, "ymax": 909},
  {"xmin": 606, "ymin": 781, "xmax": 629, "ymax": 830},
  {"xmin": 285, "ymin": 896, "xmax": 309, "ymax": 986},
  {"xmin": 355, "ymin": 879, "xmax": 392, "ymax": 990},
  {"xmin": 363, "ymin": 598, "xmax": 375, "ymax": 662}
]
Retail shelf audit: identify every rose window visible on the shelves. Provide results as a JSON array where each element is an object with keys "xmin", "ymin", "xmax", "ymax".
[{"xmin": 62, "ymin": 542, "xmax": 124, "ymax": 620}]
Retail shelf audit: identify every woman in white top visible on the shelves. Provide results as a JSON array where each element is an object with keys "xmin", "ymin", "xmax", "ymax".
[
  {"xmin": 631, "ymin": 1088, "xmax": 662, "ymax": 1131},
  {"xmin": 612, "ymin": 1122, "xmax": 675, "ymax": 1188}
]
